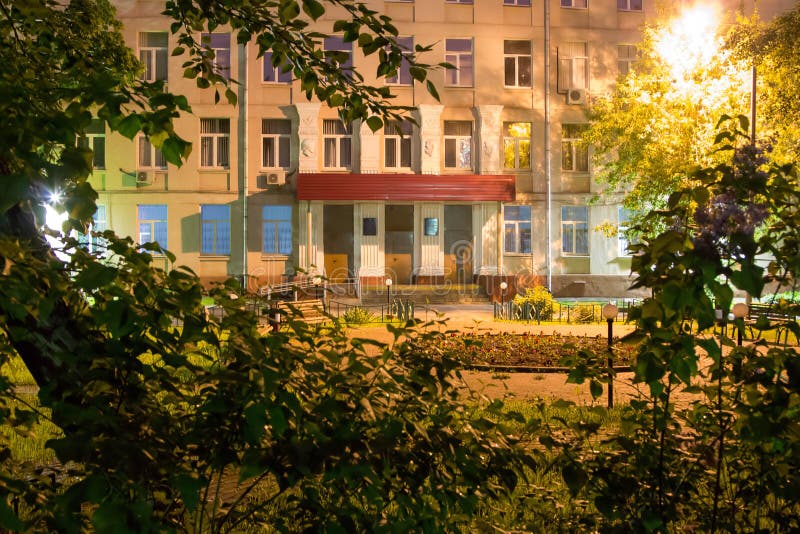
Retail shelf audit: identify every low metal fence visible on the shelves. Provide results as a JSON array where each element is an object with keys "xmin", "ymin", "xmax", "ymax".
[{"xmin": 494, "ymin": 299, "xmax": 641, "ymax": 324}]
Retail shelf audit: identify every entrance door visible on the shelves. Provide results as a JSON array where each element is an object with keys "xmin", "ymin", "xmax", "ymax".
[
  {"xmin": 323, "ymin": 205, "xmax": 353, "ymax": 282},
  {"xmin": 385, "ymin": 205, "xmax": 413, "ymax": 284},
  {"xmin": 444, "ymin": 205, "xmax": 473, "ymax": 284}
]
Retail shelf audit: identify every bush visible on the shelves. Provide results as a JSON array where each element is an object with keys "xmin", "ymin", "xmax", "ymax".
[
  {"xmin": 571, "ymin": 304, "xmax": 598, "ymax": 324},
  {"xmin": 513, "ymin": 286, "xmax": 555, "ymax": 321},
  {"xmin": 342, "ymin": 306, "xmax": 376, "ymax": 324}
]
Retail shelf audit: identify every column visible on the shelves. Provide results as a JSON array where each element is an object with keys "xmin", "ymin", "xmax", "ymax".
[
  {"xmin": 474, "ymin": 202, "xmax": 499, "ymax": 275},
  {"xmin": 359, "ymin": 121, "xmax": 381, "ymax": 173},
  {"xmin": 355, "ymin": 202, "xmax": 385, "ymax": 283},
  {"xmin": 415, "ymin": 104, "xmax": 443, "ymax": 174},
  {"xmin": 475, "ymin": 105, "xmax": 503, "ymax": 175},
  {"xmin": 414, "ymin": 203, "xmax": 445, "ymax": 283},
  {"xmin": 298, "ymin": 201, "xmax": 324, "ymax": 274}
]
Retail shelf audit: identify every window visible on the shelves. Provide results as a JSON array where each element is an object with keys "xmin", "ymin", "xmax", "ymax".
[
  {"xmin": 138, "ymin": 136, "xmax": 167, "ymax": 169},
  {"xmin": 261, "ymin": 119, "xmax": 291, "ymax": 168},
  {"xmin": 618, "ymin": 207, "xmax": 633, "ymax": 256},
  {"xmin": 323, "ymin": 119, "xmax": 352, "ymax": 169},
  {"xmin": 446, "ymin": 0, "xmax": 473, "ymax": 3},
  {"xmin": 384, "ymin": 120, "xmax": 412, "ymax": 169},
  {"xmin": 139, "ymin": 32, "xmax": 168, "ymax": 82},
  {"xmin": 424, "ymin": 218, "xmax": 439, "ymax": 236},
  {"xmin": 323, "ymin": 36, "xmax": 353, "ymax": 72},
  {"xmin": 504, "ymin": 0, "xmax": 531, "ymax": 6},
  {"xmin": 561, "ymin": 0, "xmax": 588, "ymax": 7},
  {"xmin": 262, "ymin": 51, "xmax": 292, "ymax": 83},
  {"xmin": 200, "ymin": 118, "xmax": 230, "ymax": 168},
  {"xmin": 78, "ymin": 118, "xmax": 105, "ymax": 169},
  {"xmin": 138, "ymin": 204, "xmax": 168, "ymax": 250},
  {"xmin": 386, "ymin": 37, "xmax": 413, "ymax": 85},
  {"xmin": 504, "ymin": 206, "xmax": 531, "ymax": 254},
  {"xmin": 201, "ymin": 205, "xmax": 231, "ymax": 255},
  {"xmin": 504, "ymin": 122, "xmax": 531, "ymax": 170},
  {"xmin": 617, "ymin": 44, "xmax": 637, "ymax": 76},
  {"xmin": 444, "ymin": 38, "xmax": 473, "ymax": 87},
  {"xmin": 617, "ymin": 0, "xmax": 642, "ymax": 11},
  {"xmin": 561, "ymin": 206, "xmax": 589, "ymax": 256},
  {"xmin": 504, "ymin": 40, "xmax": 532, "ymax": 88},
  {"xmin": 561, "ymin": 124, "xmax": 589, "ymax": 172},
  {"xmin": 443, "ymin": 121, "xmax": 472, "ymax": 170},
  {"xmin": 201, "ymin": 33, "xmax": 230, "ymax": 80},
  {"xmin": 557, "ymin": 42, "xmax": 588, "ymax": 90},
  {"xmin": 262, "ymin": 205, "xmax": 292, "ymax": 255},
  {"xmin": 79, "ymin": 204, "xmax": 107, "ymax": 253}
]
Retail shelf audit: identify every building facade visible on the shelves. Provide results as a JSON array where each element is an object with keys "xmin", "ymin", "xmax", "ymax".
[{"xmin": 92, "ymin": 0, "xmax": 793, "ymax": 297}]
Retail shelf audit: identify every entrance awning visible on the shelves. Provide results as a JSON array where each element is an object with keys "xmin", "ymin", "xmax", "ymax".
[{"xmin": 296, "ymin": 173, "xmax": 515, "ymax": 202}]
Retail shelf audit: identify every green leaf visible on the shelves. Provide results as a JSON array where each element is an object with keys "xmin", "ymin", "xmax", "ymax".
[
  {"xmin": 269, "ymin": 406, "xmax": 288, "ymax": 437},
  {"xmin": 175, "ymin": 474, "xmax": 204, "ymax": 512},
  {"xmin": 425, "ymin": 80, "xmax": 440, "ymax": 101},
  {"xmin": 0, "ymin": 498, "xmax": 23, "ymax": 531},
  {"xmin": 74, "ymin": 262, "xmax": 118, "ymax": 290},
  {"xmin": 589, "ymin": 379, "xmax": 603, "ymax": 399},
  {"xmin": 562, "ymin": 463, "xmax": 588, "ymax": 496},
  {"xmin": 365, "ymin": 116, "xmax": 383, "ymax": 132},
  {"xmin": 116, "ymin": 115, "xmax": 143, "ymax": 139},
  {"xmin": 302, "ymin": 0, "xmax": 325, "ymax": 20}
]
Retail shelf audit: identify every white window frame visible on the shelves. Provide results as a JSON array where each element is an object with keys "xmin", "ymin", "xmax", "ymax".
[
  {"xmin": 138, "ymin": 204, "xmax": 168, "ymax": 251},
  {"xmin": 261, "ymin": 119, "xmax": 291, "ymax": 169},
  {"xmin": 558, "ymin": 42, "xmax": 588, "ymax": 90},
  {"xmin": 561, "ymin": 123, "xmax": 589, "ymax": 173},
  {"xmin": 561, "ymin": 206, "xmax": 589, "ymax": 256},
  {"xmin": 200, "ymin": 118, "xmax": 230, "ymax": 169},
  {"xmin": 443, "ymin": 121, "xmax": 473, "ymax": 171},
  {"xmin": 561, "ymin": 0, "xmax": 588, "ymax": 8},
  {"xmin": 444, "ymin": 38, "xmax": 474, "ymax": 87},
  {"xmin": 78, "ymin": 119, "xmax": 106, "ymax": 170},
  {"xmin": 503, "ymin": 122, "xmax": 531, "ymax": 170},
  {"xmin": 138, "ymin": 136, "xmax": 167, "ymax": 169},
  {"xmin": 617, "ymin": 44, "xmax": 637, "ymax": 76},
  {"xmin": 617, "ymin": 0, "xmax": 642, "ymax": 11},
  {"xmin": 446, "ymin": 0, "xmax": 473, "ymax": 3},
  {"xmin": 322, "ymin": 119, "xmax": 353, "ymax": 170},
  {"xmin": 138, "ymin": 32, "xmax": 168, "ymax": 82},
  {"xmin": 80, "ymin": 204, "xmax": 107, "ymax": 253},
  {"xmin": 385, "ymin": 37, "xmax": 413, "ymax": 86},
  {"xmin": 384, "ymin": 120, "xmax": 413, "ymax": 170},
  {"xmin": 504, "ymin": 40, "xmax": 532, "ymax": 88},
  {"xmin": 262, "ymin": 51, "xmax": 292, "ymax": 83},
  {"xmin": 323, "ymin": 36, "xmax": 353, "ymax": 72},
  {"xmin": 504, "ymin": 205, "xmax": 532, "ymax": 254},
  {"xmin": 201, "ymin": 33, "xmax": 231, "ymax": 80},
  {"xmin": 504, "ymin": 0, "xmax": 531, "ymax": 7}
]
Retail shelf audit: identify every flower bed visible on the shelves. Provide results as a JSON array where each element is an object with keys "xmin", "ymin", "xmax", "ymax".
[{"xmin": 427, "ymin": 332, "xmax": 638, "ymax": 369}]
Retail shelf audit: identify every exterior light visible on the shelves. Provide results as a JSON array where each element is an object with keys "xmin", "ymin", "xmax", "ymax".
[
  {"xmin": 732, "ymin": 302, "xmax": 749, "ymax": 346},
  {"xmin": 385, "ymin": 277, "xmax": 393, "ymax": 316},
  {"xmin": 602, "ymin": 302, "xmax": 618, "ymax": 408},
  {"xmin": 499, "ymin": 281, "xmax": 508, "ymax": 313},
  {"xmin": 602, "ymin": 303, "xmax": 618, "ymax": 321}
]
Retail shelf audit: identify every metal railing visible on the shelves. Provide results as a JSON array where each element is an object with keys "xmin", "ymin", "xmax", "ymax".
[{"xmin": 494, "ymin": 299, "xmax": 641, "ymax": 324}]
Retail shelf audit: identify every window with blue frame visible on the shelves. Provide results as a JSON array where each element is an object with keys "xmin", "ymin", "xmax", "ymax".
[
  {"xmin": 262, "ymin": 205, "xmax": 292, "ymax": 255},
  {"xmin": 504, "ymin": 205, "xmax": 532, "ymax": 254},
  {"xmin": 201, "ymin": 204, "xmax": 231, "ymax": 255},
  {"xmin": 138, "ymin": 204, "xmax": 168, "ymax": 251}
]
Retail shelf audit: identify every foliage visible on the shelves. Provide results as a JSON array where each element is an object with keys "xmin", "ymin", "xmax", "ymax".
[
  {"xmin": 341, "ymin": 306, "xmax": 377, "ymax": 324},
  {"xmin": 570, "ymin": 305, "xmax": 597, "ymax": 324},
  {"xmin": 512, "ymin": 286, "xmax": 555, "ymax": 321},
  {"xmin": 427, "ymin": 333, "xmax": 637, "ymax": 368},
  {"xmin": 551, "ymin": 116, "xmax": 800, "ymax": 530}
]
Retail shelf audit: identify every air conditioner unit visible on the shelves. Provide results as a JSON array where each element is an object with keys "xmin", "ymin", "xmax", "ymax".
[
  {"xmin": 567, "ymin": 88, "xmax": 587, "ymax": 105},
  {"xmin": 136, "ymin": 170, "xmax": 152, "ymax": 185},
  {"xmin": 257, "ymin": 170, "xmax": 286, "ymax": 188}
]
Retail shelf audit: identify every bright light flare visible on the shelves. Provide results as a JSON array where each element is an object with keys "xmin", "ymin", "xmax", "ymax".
[{"xmin": 654, "ymin": 5, "xmax": 721, "ymax": 88}]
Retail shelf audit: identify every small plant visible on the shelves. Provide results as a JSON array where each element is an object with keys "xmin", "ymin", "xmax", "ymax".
[
  {"xmin": 513, "ymin": 286, "xmax": 555, "ymax": 321},
  {"xmin": 342, "ymin": 306, "xmax": 376, "ymax": 324},
  {"xmin": 572, "ymin": 305, "xmax": 597, "ymax": 324}
]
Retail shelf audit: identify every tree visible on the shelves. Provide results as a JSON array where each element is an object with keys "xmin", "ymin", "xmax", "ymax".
[
  {"xmin": 583, "ymin": 3, "xmax": 798, "ymax": 233},
  {"xmin": 0, "ymin": 0, "xmax": 531, "ymax": 530}
]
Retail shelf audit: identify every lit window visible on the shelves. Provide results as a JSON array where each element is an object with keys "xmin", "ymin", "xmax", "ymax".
[
  {"xmin": 504, "ymin": 0, "xmax": 531, "ymax": 7},
  {"xmin": 323, "ymin": 119, "xmax": 352, "ymax": 169},
  {"xmin": 263, "ymin": 51, "xmax": 292, "ymax": 83},
  {"xmin": 138, "ymin": 136, "xmax": 167, "ymax": 169},
  {"xmin": 201, "ymin": 204, "xmax": 231, "ymax": 255},
  {"xmin": 618, "ymin": 0, "xmax": 642, "ymax": 11},
  {"xmin": 504, "ymin": 122, "xmax": 531, "ymax": 170},
  {"xmin": 561, "ymin": 0, "xmax": 588, "ymax": 8},
  {"xmin": 201, "ymin": 33, "xmax": 231, "ymax": 80},
  {"xmin": 262, "ymin": 205, "xmax": 292, "ymax": 255},
  {"xmin": 445, "ymin": 38, "xmax": 473, "ymax": 87},
  {"xmin": 504, "ymin": 206, "xmax": 532, "ymax": 254},
  {"xmin": 386, "ymin": 37, "xmax": 414, "ymax": 85},
  {"xmin": 139, "ymin": 32, "xmax": 168, "ymax": 82},
  {"xmin": 324, "ymin": 36, "xmax": 353, "ymax": 72},
  {"xmin": 504, "ymin": 40, "xmax": 532, "ymax": 88},
  {"xmin": 200, "ymin": 118, "xmax": 230, "ymax": 169},
  {"xmin": 261, "ymin": 119, "xmax": 291, "ymax": 168},
  {"xmin": 444, "ymin": 121, "xmax": 472, "ymax": 170},
  {"xmin": 558, "ymin": 42, "xmax": 588, "ymax": 90},
  {"xmin": 561, "ymin": 206, "xmax": 589, "ymax": 256},
  {"xmin": 617, "ymin": 44, "xmax": 637, "ymax": 76},
  {"xmin": 78, "ymin": 118, "xmax": 106, "ymax": 170},
  {"xmin": 138, "ymin": 204, "xmax": 168, "ymax": 250},
  {"xmin": 384, "ymin": 120, "xmax": 413, "ymax": 169},
  {"xmin": 561, "ymin": 124, "xmax": 589, "ymax": 173}
]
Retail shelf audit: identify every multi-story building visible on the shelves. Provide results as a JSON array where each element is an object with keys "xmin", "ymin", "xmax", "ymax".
[{"xmin": 93, "ymin": 0, "xmax": 793, "ymax": 298}]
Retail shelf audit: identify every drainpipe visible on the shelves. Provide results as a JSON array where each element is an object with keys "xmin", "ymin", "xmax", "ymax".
[
  {"xmin": 307, "ymin": 200, "xmax": 313, "ymax": 271},
  {"xmin": 543, "ymin": 0, "xmax": 553, "ymax": 292},
  {"xmin": 239, "ymin": 42, "xmax": 248, "ymax": 291}
]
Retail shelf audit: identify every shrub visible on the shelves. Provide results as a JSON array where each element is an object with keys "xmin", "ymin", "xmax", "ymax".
[
  {"xmin": 513, "ymin": 286, "xmax": 555, "ymax": 321},
  {"xmin": 342, "ymin": 306, "xmax": 376, "ymax": 324},
  {"xmin": 571, "ymin": 305, "xmax": 597, "ymax": 324}
]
